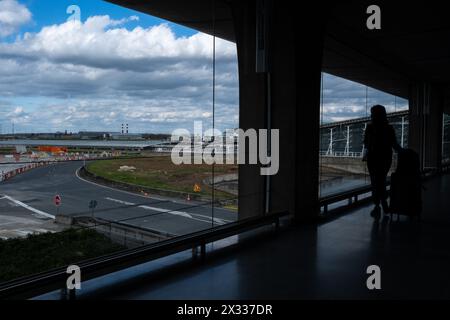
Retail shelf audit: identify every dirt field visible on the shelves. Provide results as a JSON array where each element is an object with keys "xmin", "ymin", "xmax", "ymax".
[{"xmin": 87, "ymin": 156, "xmax": 238, "ymax": 200}]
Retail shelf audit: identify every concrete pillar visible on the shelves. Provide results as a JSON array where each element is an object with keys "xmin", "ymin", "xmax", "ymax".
[
  {"xmin": 231, "ymin": 0, "xmax": 267, "ymax": 219},
  {"xmin": 231, "ymin": 0, "xmax": 326, "ymax": 221},
  {"xmin": 409, "ymin": 82, "xmax": 444, "ymax": 171}
]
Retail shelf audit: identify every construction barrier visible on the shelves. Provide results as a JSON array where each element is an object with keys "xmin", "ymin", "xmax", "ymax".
[
  {"xmin": 0, "ymin": 162, "xmax": 49, "ymax": 182},
  {"xmin": 0, "ymin": 154, "xmax": 115, "ymax": 182}
]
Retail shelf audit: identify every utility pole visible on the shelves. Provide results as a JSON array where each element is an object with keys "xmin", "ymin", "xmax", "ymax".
[
  {"xmin": 361, "ymin": 123, "xmax": 367, "ymax": 157},
  {"xmin": 326, "ymin": 128, "xmax": 334, "ymax": 156},
  {"xmin": 401, "ymin": 116, "xmax": 405, "ymax": 148},
  {"xmin": 344, "ymin": 125, "xmax": 350, "ymax": 156}
]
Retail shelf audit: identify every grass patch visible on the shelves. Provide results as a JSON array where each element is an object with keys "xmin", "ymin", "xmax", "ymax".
[
  {"xmin": 222, "ymin": 204, "xmax": 238, "ymax": 212},
  {"xmin": 0, "ymin": 229, "xmax": 125, "ymax": 284},
  {"xmin": 87, "ymin": 156, "xmax": 238, "ymax": 200}
]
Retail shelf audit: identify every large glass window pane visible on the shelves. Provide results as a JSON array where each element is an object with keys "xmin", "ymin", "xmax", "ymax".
[
  {"xmin": 319, "ymin": 73, "xmax": 409, "ymax": 207},
  {"xmin": 443, "ymin": 113, "xmax": 450, "ymax": 164},
  {"xmin": 0, "ymin": 0, "xmax": 239, "ymax": 285}
]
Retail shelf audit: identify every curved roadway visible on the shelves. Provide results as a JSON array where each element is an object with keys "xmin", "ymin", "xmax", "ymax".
[{"xmin": 0, "ymin": 161, "xmax": 237, "ymax": 237}]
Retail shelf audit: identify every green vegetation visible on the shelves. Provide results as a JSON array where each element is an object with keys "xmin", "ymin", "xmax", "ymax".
[
  {"xmin": 0, "ymin": 147, "xmax": 15, "ymax": 155},
  {"xmin": 87, "ymin": 156, "xmax": 238, "ymax": 200},
  {"xmin": 0, "ymin": 229, "xmax": 125, "ymax": 283},
  {"xmin": 222, "ymin": 204, "xmax": 238, "ymax": 211}
]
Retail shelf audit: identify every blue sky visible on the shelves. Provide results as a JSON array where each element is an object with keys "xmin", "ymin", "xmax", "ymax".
[
  {"xmin": 18, "ymin": 0, "xmax": 196, "ymax": 37},
  {"xmin": 0, "ymin": 0, "xmax": 238, "ymax": 134},
  {"xmin": 0, "ymin": 0, "xmax": 407, "ymax": 134}
]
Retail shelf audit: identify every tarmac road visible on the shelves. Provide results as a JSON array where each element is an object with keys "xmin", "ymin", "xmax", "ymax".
[{"xmin": 0, "ymin": 161, "xmax": 237, "ymax": 237}]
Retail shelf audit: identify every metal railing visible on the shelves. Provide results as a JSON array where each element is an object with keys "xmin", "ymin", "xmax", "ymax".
[
  {"xmin": 0, "ymin": 210, "xmax": 289, "ymax": 300},
  {"xmin": 320, "ymin": 184, "xmax": 374, "ymax": 214},
  {"xmin": 319, "ymin": 151, "xmax": 363, "ymax": 158},
  {"xmin": 2, "ymin": 161, "xmax": 449, "ymax": 299},
  {"xmin": 319, "ymin": 164, "xmax": 450, "ymax": 215}
]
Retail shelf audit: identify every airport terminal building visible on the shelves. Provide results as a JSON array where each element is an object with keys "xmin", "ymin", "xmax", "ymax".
[{"xmin": 1, "ymin": 0, "xmax": 450, "ymax": 301}]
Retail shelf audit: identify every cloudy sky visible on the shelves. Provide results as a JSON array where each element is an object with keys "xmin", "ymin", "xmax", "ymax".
[
  {"xmin": 321, "ymin": 73, "xmax": 408, "ymax": 123},
  {"xmin": 0, "ymin": 0, "xmax": 407, "ymax": 134}
]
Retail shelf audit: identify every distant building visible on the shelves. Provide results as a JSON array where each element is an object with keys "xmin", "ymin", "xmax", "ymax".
[
  {"xmin": 111, "ymin": 133, "xmax": 144, "ymax": 140},
  {"xmin": 78, "ymin": 131, "xmax": 119, "ymax": 140}
]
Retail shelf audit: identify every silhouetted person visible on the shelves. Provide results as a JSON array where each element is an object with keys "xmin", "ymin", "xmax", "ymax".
[{"xmin": 363, "ymin": 105, "xmax": 402, "ymax": 218}]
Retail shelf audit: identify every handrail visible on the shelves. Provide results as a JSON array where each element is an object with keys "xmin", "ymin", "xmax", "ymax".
[
  {"xmin": 0, "ymin": 210, "xmax": 289, "ymax": 300},
  {"xmin": 2, "ymin": 164, "xmax": 448, "ymax": 299},
  {"xmin": 319, "ymin": 184, "xmax": 375, "ymax": 214},
  {"xmin": 319, "ymin": 165, "xmax": 450, "ymax": 214}
]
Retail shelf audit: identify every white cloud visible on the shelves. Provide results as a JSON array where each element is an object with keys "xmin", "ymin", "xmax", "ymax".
[
  {"xmin": 0, "ymin": 0, "xmax": 32, "ymax": 37},
  {"xmin": 3, "ymin": 16, "xmax": 236, "ymax": 70},
  {"xmin": 0, "ymin": 14, "xmax": 239, "ymax": 133},
  {"xmin": 1, "ymin": 11, "xmax": 408, "ymax": 134},
  {"xmin": 7, "ymin": 106, "xmax": 24, "ymax": 116},
  {"xmin": 321, "ymin": 73, "xmax": 408, "ymax": 124}
]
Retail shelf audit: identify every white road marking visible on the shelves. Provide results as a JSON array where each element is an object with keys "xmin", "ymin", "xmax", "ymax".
[
  {"xmin": 139, "ymin": 205, "xmax": 194, "ymax": 219},
  {"xmin": 75, "ymin": 168, "xmax": 167, "ymax": 202},
  {"xmin": 76, "ymin": 167, "xmax": 234, "ymax": 220},
  {"xmin": 105, "ymin": 197, "xmax": 229, "ymax": 225},
  {"xmin": 105, "ymin": 197, "xmax": 135, "ymax": 206},
  {"xmin": 0, "ymin": 222, "xmax": 16, "ymax": 227},
  {"xmin": 2, "ymin": 195, "xmax": 55, "ymax": 219}
]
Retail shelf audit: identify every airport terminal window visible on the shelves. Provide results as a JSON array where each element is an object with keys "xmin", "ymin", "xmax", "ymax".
[
  {"xmin": 0, "ymin": 0, "xmax": 239, "ymax": 285},
  {"xmin": 443, "ymin": 113, "xmax": 450, "ymax": 164},
  {"xmin": 319, "ymin": 73, "xmax": 408, "ymax": 205}
]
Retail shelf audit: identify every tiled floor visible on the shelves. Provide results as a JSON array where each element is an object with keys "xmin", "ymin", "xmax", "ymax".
[{"xmin": 37, "ymin": 173, "xmax": 450, "ymax": 300}]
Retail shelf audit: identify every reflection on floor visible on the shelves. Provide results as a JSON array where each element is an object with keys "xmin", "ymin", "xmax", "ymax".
[
  {"xmin": 320, "ymin": 176, "xmax": 369, "ymax": 197},
  {"xmin": 36, "ymin": 173, "xmax": 450, "ymax": 300}
]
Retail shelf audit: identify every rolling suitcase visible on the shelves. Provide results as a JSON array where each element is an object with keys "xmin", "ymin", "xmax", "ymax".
[{"xmin": 389, "ymin": 149, "xmax": 422, "ymax": 220}]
